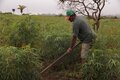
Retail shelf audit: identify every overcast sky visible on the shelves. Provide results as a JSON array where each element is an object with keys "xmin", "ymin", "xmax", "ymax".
[{"xmin": 0, "ymin": 0, "xmax": 120, "ymax": 15}]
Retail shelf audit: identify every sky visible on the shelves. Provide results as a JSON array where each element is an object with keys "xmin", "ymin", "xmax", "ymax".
[{"xmin": 0, "ymin": 0, "xmax": 120, "ymax": 16}]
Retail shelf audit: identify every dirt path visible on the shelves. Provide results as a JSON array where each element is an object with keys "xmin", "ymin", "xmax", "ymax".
[{"xmin": 41, "ymin": 71, "xmax": 81, "ymax": 80}]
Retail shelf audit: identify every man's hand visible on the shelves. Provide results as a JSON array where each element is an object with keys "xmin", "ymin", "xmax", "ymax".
[
  {"xmin": 67, "ymin": 48, "xmax": 73, "ymax": 54},
  {"xmin": 67, "ymin": 35, "xmax": 77, "ymax": 54}
]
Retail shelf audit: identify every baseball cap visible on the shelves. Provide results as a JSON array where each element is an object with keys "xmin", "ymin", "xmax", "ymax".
[{"xmin": 66, "ymin": 9, "xmax": 75, "ymax": 16}]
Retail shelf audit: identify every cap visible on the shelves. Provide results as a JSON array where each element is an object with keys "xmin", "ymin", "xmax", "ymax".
[{"xmin": 66, "ymin": 9, "xmax": 75, "ymax": 16}]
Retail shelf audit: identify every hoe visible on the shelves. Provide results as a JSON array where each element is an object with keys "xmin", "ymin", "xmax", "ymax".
[{"xmin": 40, "ymin": 42, "xmax": 81, "ymax": 74}]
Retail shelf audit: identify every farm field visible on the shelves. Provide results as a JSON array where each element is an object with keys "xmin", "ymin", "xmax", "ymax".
[{"xmin": 0, "ymin": 14, "xmax": 120, "ymax": 80}]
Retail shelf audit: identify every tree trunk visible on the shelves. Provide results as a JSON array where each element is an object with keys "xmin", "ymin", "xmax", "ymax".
[
  {"xmin": 93, "ymin": 20, "xmax": 100, "ymax": 31},
  {"xmin": 20, "ymin": 9, "xmax": 23, "ymax": 15}
]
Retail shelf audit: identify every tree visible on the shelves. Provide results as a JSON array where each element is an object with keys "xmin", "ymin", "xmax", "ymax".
[
  {"xmin": 18, "ymin": 5, "xmax": 26, "ymax": 15},
  {"xmin": 59, "ymin": 0, "xmax": 107, "ymax": 31},
  {"xmin": 12, "ymin": 9, "xmax": 15, "ymax": 14}
]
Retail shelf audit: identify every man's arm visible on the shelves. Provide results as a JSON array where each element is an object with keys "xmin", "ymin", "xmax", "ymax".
[
  {"xmin": 67, "ymin": 35, "xmax": 77, "ymax": 53},
  {"xmin": 70, "ymin": 35, "xmax": 77, "ymax": 48}
]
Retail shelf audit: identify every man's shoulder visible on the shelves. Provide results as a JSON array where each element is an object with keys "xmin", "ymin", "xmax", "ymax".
[
  {"xmin": 77, "ymin": 16, "xmax": 85, "ymax": 20},
  {"xmin": 74, "ymin": 16, "xmax": 85, "ymax": 23}
]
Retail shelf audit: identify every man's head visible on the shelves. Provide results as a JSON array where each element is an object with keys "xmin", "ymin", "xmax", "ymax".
[{"xmin": 66, "ymin": 9, "xmax": 76, "ymax": 22}]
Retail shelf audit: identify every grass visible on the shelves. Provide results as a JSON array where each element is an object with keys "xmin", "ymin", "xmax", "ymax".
[{"xmin": 0, "ymin": 14, "xmax": 120, "ymax": 80}]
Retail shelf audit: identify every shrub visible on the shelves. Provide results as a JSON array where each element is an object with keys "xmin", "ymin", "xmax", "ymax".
[
  {"xmin": 9, "ymin": 16, "xmax": 38, "ymax": 47},
  {"xmin": 40, "ymin": 34, "xmax": 70, "ymax": 60},
  {"xmin": 0, "ymin": 46, "xmax": 42, "ymax": 80},
  {"xmin": 82, "ymin": 49, "xmax": 120, "ymax": 80}
]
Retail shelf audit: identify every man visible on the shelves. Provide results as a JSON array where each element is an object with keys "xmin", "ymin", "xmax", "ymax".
[{"xmin": 66, "ymin": 9, "xmax": 96, "ymax": 63}]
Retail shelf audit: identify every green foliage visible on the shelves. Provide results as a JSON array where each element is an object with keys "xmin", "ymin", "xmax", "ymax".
[
  {"xmin": 9, "ymin": 16, "xmax": 38, "ymax": 47},
  {"xmin": 0, "ymin": 15, "xmax": 15, "ymax": 46},
  {"xmin": 82, "ymin": 49, "xmax": 120, "ymax": 80},
  {"xmin": 0, "ymin": 46, "xmax": 42, "ymax": 80},
  {"xmin": 40, "ymin": 34, "xmax": 70, "ymax": 60},
  {"xmin": 0, "ymin": 14, "xmax": 120, "ymax": 80}
]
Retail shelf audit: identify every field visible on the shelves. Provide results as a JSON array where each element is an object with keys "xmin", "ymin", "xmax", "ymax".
[{"xmin": 0, "ymin": 14, "xmax": 120, "ymax": 80}]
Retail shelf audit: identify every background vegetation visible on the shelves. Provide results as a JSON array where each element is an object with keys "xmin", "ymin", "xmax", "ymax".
[{"xmin": 0, "ymin": 14, "xmax": 120, "ymax": 80}]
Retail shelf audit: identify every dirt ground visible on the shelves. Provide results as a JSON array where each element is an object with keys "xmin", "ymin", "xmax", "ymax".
[{"xmin": 41, "ymin": 71, "xmax": 81, "ymax": 80}]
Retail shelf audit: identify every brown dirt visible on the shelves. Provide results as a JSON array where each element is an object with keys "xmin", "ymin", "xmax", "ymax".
[{"xmin": 41, "ymin": 71, "xmax": 81, "ymax": 80}]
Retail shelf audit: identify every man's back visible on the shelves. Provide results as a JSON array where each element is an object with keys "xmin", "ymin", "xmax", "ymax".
[{"xmin": 73, "ymin": 16, "xmax": 96, "ymax": 43}]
